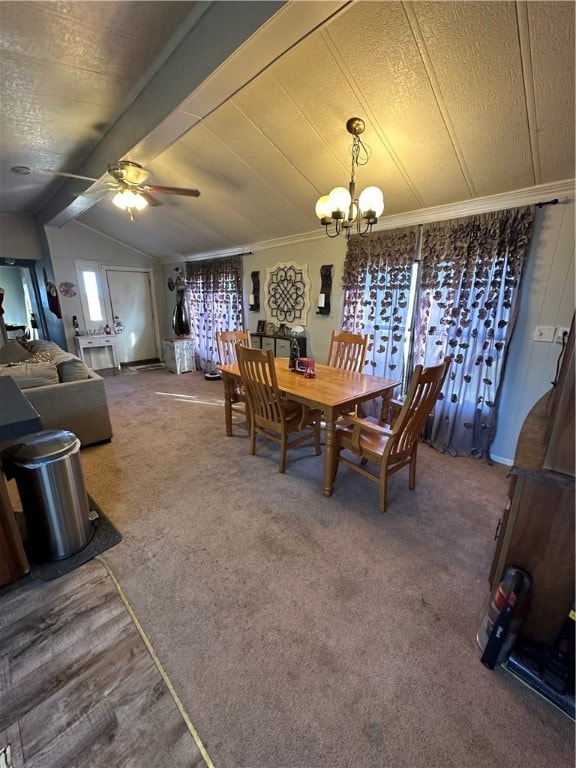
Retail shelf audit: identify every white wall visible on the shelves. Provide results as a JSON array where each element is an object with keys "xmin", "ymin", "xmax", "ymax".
[
  {"xmin": 0, "ymin": 214, "xmax": 43, "ymax": 260},
  {"xmin": 490, "ymin": 200, "xmax": 575, "ymax": 463},
  {"xmin": 44, "ymin": 221, "xmax": 166, "ymax": 367},
  {"xmin": 242, "ymin": 237, "xmax": 348, "ymax": 364}
]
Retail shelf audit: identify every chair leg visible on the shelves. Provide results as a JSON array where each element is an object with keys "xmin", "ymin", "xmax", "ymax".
[
  {"xmin": 378, "ymin": 472, "xmax": 389, "ymax": 514},
  {"xmin": 408, "ymin": 447, "xmax": 418, "ymax": 489},
  {"xmin": 279, "ymin": 433, "xmax": 288, "ymax": 473},
  {"xmin": 249, "ymin": 423, "xmax": 256, "ymax": 456}
]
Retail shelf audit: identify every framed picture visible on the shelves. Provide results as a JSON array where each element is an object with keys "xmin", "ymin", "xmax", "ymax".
[
  {"xmin": 278, "ymin": 323, "xmax": 287, "ymax": 336},
  {"xmin": 256, "ymin": 320, "xmax": 266, "ymax": 333}
]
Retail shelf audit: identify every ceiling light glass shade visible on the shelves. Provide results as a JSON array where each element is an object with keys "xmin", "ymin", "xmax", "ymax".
[
  {"xmin": 358, "ymin": 186, "xmax": 384, "ymax": 217},
  {"xmin": 315, "ymin": 195, "xmax": 332, "ymax": 220},
  {"xmin": 112, "ymin": 189, "xmax": 148, "ymax": 211},
  {"xmin": 327, "ymin": 186, "xmax": 352, "ymax": 216}
]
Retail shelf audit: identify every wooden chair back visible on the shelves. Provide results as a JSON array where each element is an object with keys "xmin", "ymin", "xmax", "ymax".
[
  {"xmin": 334, "ymin": 356, "xmax": 451, "ymax": 512},
  {"xmin": 216, "ymin": 330, "xmax": 251, "ymax": 435},
  {"xmin": 327, "ymin": 331, "xmax": 368, "ymax": 373},
  {"xmin": 236, "ymin": 345, "xmax": 284, "ymax": 425},
  {"xmin": 387, "ymin": 357, "xmax": 451, "ymax": 462},
  {"xmin": 236, "ymin": 344, "xmax": 322, "ymax": 472},
  {"xmin": 216, "ymin": 329, "xmax": 251, "ymax": 364}
]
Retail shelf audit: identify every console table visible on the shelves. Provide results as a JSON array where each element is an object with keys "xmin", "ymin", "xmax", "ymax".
[
  {"xmin": 250, "ymin": 333, "xmax": 306, "ymax": 359},
  {"xmin": 74, "ymin": 335, "xmax": 120, "ymax": 370}
]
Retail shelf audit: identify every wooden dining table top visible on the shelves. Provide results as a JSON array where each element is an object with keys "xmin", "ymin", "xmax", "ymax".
[
  {"xmin": 218, "ymin": 357, "xmax": 399, "ymax": 411},
  {"xmin": 218, "ymin": 357, "xmax": 400, "ymax": 496}
]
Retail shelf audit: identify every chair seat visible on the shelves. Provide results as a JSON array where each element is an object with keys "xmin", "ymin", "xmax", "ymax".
[{"xmin": 332, "ymin": 357, "xmax": 451, "ymax": 513}]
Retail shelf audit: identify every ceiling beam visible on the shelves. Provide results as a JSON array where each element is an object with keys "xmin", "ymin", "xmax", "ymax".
[{"xmin": 39, "ymin": 0, "xmax": 350, "ymax": 228}]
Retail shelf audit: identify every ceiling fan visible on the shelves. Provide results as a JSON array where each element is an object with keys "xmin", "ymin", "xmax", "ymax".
[{"xmin": 42, "ymin": 160, "xmax": 201, "ymax": 220}]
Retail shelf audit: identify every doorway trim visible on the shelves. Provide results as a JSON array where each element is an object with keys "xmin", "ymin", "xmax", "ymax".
[{"xmin": 103, "ymin": 266, "xmax": 161, "ymax": 363}]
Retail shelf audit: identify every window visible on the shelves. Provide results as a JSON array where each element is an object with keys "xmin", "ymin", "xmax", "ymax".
[
  {"xmin": 76, "ymin": 261, "xmax": 106, "ymax": 329},
  {"xmin": 342, "ymin": 207, "xmax": 535, "ymax": 458}
]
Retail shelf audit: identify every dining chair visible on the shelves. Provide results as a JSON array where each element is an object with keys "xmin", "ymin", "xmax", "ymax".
[
  {"xmin": 236, "ymin": 344, "xmax": 322, "ymax": 473},
  {"xmin": 326, "ymin": 331, "xmax": 369, "ymax": 373},
  {"xmin": 332, "ymin": 356, "xmax": 451, "ymax": 513},
  {"xmin": 216, "ymin": 330, "xmax": 251, "ymax": 433}
]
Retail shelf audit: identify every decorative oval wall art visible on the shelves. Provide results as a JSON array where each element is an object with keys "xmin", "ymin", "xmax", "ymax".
[{"xmin": 59, "ymin": 281, "xmax": 77, "ymax": 298}]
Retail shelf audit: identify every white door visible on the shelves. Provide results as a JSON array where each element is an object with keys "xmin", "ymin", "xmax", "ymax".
[{"xmin": 105, "ymin": 268, "xmax": 159, "ymax": 364}]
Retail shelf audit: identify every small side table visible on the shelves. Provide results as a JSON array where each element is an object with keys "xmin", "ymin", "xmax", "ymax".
[
  {"xmin": 74, "ymin": 335, "xmax": 120, "ymax": 370},
  {"xmin": 162, "ymin": 337, "xmax": 196, "ymax": 374}
]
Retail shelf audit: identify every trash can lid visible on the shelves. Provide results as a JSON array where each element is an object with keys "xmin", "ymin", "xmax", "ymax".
[{"xmin": 9, "ymin": 429, "xmax": 80, "ymax": 464}]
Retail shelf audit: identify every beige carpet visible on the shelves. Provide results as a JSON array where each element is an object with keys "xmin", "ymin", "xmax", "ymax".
[{"xmin": 74, "ymin": 368, "xmax": 573, "ymax": 768}]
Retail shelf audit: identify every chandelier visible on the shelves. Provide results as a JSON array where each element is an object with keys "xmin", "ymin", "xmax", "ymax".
[{"xmin": 315, "ymin": 117, "xmax": 384, "ymax": 238}]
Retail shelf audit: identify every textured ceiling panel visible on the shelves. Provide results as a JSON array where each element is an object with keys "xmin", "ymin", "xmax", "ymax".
[
  {"xmin": 412, "ymin": 1, "xmax": 534, "ymax": 196},
  {"xmin": 0, "ymin": 0, "xmax": 198, "ymax": 212},
  {"xmin": 319, "ymin": 1, "xmax": 474, "ymax": 209},
  {"xmin": 528, "ymin": 1, "xmax": 575, "ymax": 182},
  {"xmin": 0, "ymin": 1, "xmax": 573, "ymax": 259}
]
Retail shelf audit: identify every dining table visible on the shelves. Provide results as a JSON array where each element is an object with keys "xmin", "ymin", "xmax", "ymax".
[{"xmin": 218, "ymin": 357, "xmax": 400, "ymax": 497}]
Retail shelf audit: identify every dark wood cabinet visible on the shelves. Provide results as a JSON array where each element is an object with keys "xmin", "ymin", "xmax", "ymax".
[
  {"xmin": 250, "ymin": 333, "xmax": 306, "ymax": 359},
  {"xmin": 489, "ymin": 319, "xmax": 575, "ymax": 645}
]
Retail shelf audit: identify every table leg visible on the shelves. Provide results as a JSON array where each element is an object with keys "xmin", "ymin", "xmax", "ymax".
[
  {"xmin": 322, "ymin": 409, "xmax": 337, "ymax": 496},
  {"xmin": 222, "ymin": 376, "xmax": 233, "ymax": 436},
  {"xmin": 111, "ymin": 345, "xmax": 121, "ymax": 370}
]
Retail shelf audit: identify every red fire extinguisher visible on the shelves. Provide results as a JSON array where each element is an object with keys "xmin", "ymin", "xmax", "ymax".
[{"xmin": 477, "ymin": 567, "xmax": 531, "ymax": 669}]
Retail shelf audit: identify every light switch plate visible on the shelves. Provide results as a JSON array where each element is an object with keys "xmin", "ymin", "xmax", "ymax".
[{"xmin": 534, "ymin": 326, "xmax": 555, "ymax": 342}]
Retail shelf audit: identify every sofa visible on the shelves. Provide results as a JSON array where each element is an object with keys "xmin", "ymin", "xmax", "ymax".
[{"xmin": 0, "ymin": 338, "xmax": 113, "ymax": 447}]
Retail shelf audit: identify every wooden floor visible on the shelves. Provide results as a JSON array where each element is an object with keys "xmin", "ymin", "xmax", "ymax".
[{"xmin": 0, "ymin": 559, "xmax": 210, "ymax": 768}]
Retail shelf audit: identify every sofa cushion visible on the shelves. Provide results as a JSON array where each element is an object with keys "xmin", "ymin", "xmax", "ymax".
[
  {"xmin": 57, "ymin": 359, "xmax": 91, "ymax": 382},
  {"xmin": 0, "ymin": 362, "xmax": 59, "ymax": 389},
  {"xmin": 0, "ymin": 340, "xmax": 32, "ymax": 364}
]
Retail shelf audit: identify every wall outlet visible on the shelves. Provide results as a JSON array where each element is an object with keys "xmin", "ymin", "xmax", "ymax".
[
  {"xmin": 534, "ymin": 325, "xmax": 555, "ymax": 342},
  {"xmin": 555, "ymin": 327, "xmax": 570, "ymax": 343}
]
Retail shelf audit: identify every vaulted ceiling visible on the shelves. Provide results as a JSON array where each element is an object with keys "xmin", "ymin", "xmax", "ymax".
[{"xmin": 1, "ymin": 1, "xmax": 574, "ymax": 263}]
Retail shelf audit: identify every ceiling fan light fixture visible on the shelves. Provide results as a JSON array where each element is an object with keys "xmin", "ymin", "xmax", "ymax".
[{"xmin": 112, "ymin": 188, "xmax": 148, "ymax": 212}]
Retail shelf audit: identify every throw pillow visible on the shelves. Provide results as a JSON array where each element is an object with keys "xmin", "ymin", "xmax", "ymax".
[
  {"xmin": 57, "ymin": 359, "xmax": 91, "ymax": 382},
  {"xmin": 0, "ymin": 340, "xmax": 32, "ymax": 364},
  {"xmin": 8, "ymin": 348, "xmax": 54, "ymax": 366}
]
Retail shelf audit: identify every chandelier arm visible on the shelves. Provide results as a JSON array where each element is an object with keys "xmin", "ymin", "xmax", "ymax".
[{"xmin": 324, "ymin": 223, "xmax": 342, "ymax": 239}]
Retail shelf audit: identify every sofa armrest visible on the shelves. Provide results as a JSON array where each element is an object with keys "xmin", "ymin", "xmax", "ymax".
[{"xmin": 23, "ymin": 370, "xmax": 113, "ymax": 447}]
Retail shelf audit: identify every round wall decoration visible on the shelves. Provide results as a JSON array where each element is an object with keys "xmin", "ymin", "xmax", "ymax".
[{"xmin": 59, "ymin": 281, "xmax": 77, "ymax": 297}]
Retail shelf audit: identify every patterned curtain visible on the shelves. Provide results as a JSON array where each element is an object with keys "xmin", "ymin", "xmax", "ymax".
[
  {"xmin": 342, "ymin": 227, "xmax": 419, "ymax": 416},
  {"xmin": 185, "ymin": 257, "xmax": 244, "ymax": 373},
  {"xmin": 415, "ymin": 206, "xmax": 535, "ymax": 459}
]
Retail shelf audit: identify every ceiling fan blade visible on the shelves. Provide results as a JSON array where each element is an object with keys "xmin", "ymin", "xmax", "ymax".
[
  {"xmin": 144, "ymin": 185, "xmax": 201, "ymax": 197},
  {"xmin": 140, "ymin": 191, "xmax": 163, "ymax": 207},
  {"xmin": 40, "ymin": 169, "xmax": 100, "ymax": 183}
]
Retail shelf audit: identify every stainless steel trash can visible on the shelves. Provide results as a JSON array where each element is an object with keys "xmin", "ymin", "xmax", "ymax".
[{"xmin": 2, "ymin": 430, "xmax": 94, "ymax": 561}]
